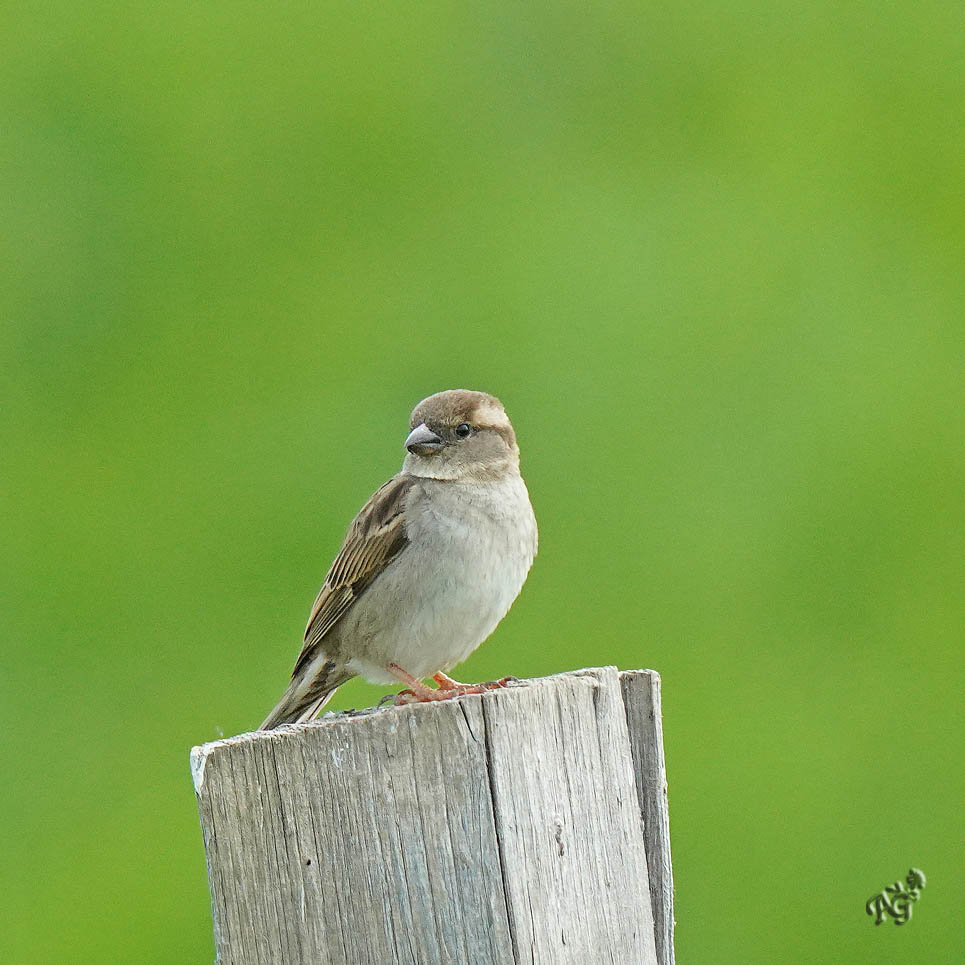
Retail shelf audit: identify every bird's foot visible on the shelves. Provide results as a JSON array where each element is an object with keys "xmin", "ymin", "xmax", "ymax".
[
  {"xmin": 385, "ymin": 665, "xmax": 519, "ymax": 706},
  {"xmin": 432, "ymin": 671, "xmax": 518, "ymax": 695}
]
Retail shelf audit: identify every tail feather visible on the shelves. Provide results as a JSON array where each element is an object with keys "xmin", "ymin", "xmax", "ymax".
[
  {"xmin": 259, "ymin": 658, "xmax": 354, "ymax": 730},
  {"xmin": 259, "ymin": 687, "xmax": 338, "ymax": 730}
]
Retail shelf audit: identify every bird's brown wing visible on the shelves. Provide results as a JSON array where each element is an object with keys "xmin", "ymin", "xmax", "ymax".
[{"xmin": 292, "ymin": 473, "xmax": 414, "ymax": 679}]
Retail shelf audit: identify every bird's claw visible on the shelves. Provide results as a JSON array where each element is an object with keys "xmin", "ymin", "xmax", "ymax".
[
  {"xmin": 379, "ymin": 690, "xmax": 411, "ymax": 707},
  {"xmin": 390, "ymin": 689, "xmax": 424, "ymax": 706}
]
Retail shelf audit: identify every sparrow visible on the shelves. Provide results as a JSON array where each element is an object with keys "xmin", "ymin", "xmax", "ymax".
[{"xmin": 259, "ymin": 389, "xmax": 538, "ymax": 729}]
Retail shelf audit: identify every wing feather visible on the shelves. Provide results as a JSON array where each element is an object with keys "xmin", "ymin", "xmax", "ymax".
[{"xmin": 292, "ymin": 474, "xmax": 413, "ymax": 678}]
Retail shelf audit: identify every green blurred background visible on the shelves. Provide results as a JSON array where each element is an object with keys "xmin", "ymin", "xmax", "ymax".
[{"xmin": 2, "ymin": 1, "xmax": 962, "ymax": 962}]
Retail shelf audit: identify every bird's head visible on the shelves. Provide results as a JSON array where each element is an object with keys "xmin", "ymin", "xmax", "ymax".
[{"xmin": 402, "ymin": 389, "xmax": 520, "ymax": 481}]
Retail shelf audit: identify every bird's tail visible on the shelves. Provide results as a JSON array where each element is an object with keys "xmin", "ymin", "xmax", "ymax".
[{"xmin": 259, "ymin": 658, "xmax": 355, "ymax": 730}]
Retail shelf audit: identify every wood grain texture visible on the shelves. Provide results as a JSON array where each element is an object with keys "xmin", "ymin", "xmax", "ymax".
[
  {"xmin": 619, "ymin": 671, "xmax": 675, "ymax": 965},
  {"xmin": 192, "ymin": 667, "xmax": 672, "ymax": 965}
]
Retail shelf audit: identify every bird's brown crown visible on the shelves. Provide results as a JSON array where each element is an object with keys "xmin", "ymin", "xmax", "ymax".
[{"xmin": 410, "ymin": 390, "xmax": 508, "ymax": 431}]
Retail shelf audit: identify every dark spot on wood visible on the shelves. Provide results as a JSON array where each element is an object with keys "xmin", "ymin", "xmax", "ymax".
[{"xmin": 554, "ymin": 820, "xmax": 565, "ymax": 857}]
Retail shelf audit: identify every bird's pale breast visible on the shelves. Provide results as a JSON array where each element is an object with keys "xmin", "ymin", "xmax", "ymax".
[{"xmin": 343, "ymin": 474, "xmax": 537, "ymax": 682}]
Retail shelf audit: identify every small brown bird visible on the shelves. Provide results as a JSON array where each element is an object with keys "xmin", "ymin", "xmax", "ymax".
[{"xmin": 260, "ymin": 390, "xmax": 538, "ymax": 729}]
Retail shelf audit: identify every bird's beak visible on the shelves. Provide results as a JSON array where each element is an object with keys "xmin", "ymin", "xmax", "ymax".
[{"xmin": 405, "ymin": 423, "xmax": 444, "ymax": 455}]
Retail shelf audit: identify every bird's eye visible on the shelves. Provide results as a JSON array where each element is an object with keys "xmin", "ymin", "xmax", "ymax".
[{"xmin": 455, "ymin": 423, "xmax": 472, "ymax": 438}]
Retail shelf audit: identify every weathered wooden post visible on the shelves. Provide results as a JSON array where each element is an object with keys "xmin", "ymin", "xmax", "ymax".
[{"xmin": 191, "ymin": 667, "xmax": 674, "ymax": 965}]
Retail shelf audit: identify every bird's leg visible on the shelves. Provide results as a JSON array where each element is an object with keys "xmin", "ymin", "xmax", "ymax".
[
  {"xmin": 387, "ymin": 663, "xmax": 450, "ymax": 703},
  {"xmin": 432, "ymin": 671, "xmax": 470, "ymax": 690}
]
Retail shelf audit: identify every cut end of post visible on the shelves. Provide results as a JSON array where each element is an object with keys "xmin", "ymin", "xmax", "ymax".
[
  {"xmin": 190, "ymin": 734, "xmax": 250, "ymax": 794},
  {"xmin": 189, "ymin": 744, "xmax": 210, "ymax": 794},
  {"xmin": 191, "ymin": 727, "xmax": 288, "ymax": 794}
]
